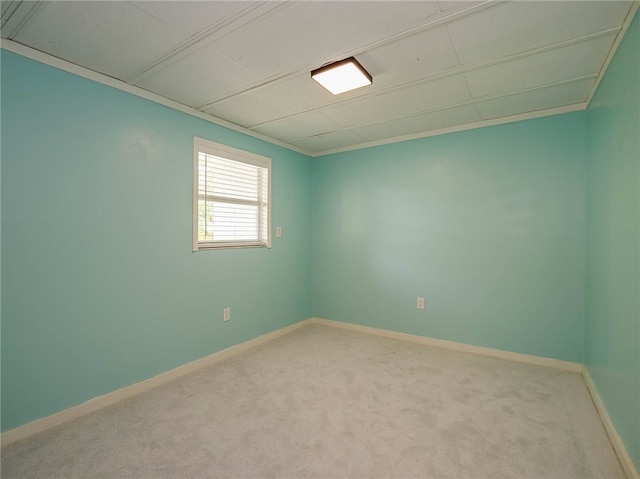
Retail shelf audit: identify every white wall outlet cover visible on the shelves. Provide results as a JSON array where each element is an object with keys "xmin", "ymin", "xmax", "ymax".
[
  {"xmin": 276, "ymin": 226, "xmax": 282, "ymax": 238},
  {"xmin": 223, "ymin": 307, "xmax": 231, "ymax": 321},
  {"xmin": 417, "ymin": 297, "xmax": 425, "ymax": 310}
]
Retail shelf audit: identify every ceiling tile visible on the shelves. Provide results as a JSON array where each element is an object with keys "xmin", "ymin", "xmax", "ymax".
[
  {"xmin": 131, "ymin": 1, "xmax": 256, "ymax": 38},
  {"xmin": 352, "ymin": 104, "xmax": 480, "ymax": 141},
  {"xmin": 358, "ymin": 26, "xmax": 459, "ymax": 88},
  {"xmin": 135, "ymin": 46, "xmax": 260, "ymax": 108},
  {"xmin": 213, "ymin": 1, "xmax": 441, "ymax": 79},
  {"xmin": 322, "ymin": 75, "xmax": 471, "ymax": 127},
  {"xmin": 447, "ymin": 1, "xmax": 633, "ymax": 65},
  {"xmin": 14, "ymin": 2, "xmax": 188, "ymax": 78},
  {"xmin": 252, "ymin": 113, "xmax": 340, "ymax": 143},
  {"xmin": 292, "ymin": 131, "xmax": 368, "ymax": 154},
  {"xmin": 476, "ymin": 78, "xmax": 594, "ymax": 120},
  {"xmin": 203, "ymin": 86, "xmax": 308, "ymax": 128},
  {"xmin": 466, "ymin": 33, "xmax": 616, "ymax": 98}
]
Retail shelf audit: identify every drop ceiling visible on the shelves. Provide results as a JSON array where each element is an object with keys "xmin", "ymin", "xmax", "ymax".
[{"xmin": 1, "ymin": 1, "xmax": 637, "ymax": 156}]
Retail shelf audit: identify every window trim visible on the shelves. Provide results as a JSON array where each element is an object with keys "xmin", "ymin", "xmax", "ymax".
[{"xmin": 193, "ymin": 137, "xmax": 272, "ymax": 251}]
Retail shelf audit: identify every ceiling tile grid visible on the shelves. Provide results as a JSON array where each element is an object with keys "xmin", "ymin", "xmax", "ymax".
[
  {"xmin": 476, "ymin": 77, "xmax": 596, "ymax": 120},
  {"xmin": 1, "ymin": 1, "xmax": 636, "ymax": 155},
  {"xmin": 135, "ymin": 47, "xmax": 263, "ymax": 108},
  {"xmin": 251, "ymin": 112, "xmax": 341, "ymax": 144},
  {"xmin": 464, "ymin": 33, "xmax": 617, "ymax": 99},
  {"xmin": 13, "ymin": 1, "xmax": 189, "ymax": 78},
  {"xmin": 357, "ymin": 26, "xmax": 460, "ymax": 89},
  {"xmin": 446, "ymin": 1, "xmax": 633, "ymax": 65},
  {"xmin": 130, "ymin": 1, "xmax": 255, "ymax": 39},
  {"xmin": 203, "ymin": 85, "xmax": 309, "ymax": 127},
  {"xmin": 352, "ymin": 104, "xmax": 481, "ymax": 142},
  {"xmin": 321, "ymin": 75, "xmax": 472, "ymax": 128}
]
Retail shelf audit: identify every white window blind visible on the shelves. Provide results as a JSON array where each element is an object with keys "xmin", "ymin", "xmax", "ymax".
[{"xmin": 193, "ymin": 138, "xmax": 271, "ymax": 250}]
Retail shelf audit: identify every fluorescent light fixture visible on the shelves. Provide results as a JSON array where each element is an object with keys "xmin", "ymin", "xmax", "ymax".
[{"xmin": 311, "ymin": 57, "xmax": 372, "ymax": 95}]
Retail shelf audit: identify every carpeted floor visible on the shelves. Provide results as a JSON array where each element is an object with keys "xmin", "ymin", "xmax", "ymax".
[{"xmin": 1, "ymin": 323, "xmax": 625, "ymax": 478}]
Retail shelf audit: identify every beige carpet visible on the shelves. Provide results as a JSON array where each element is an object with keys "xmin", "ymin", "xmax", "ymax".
[{"xmin": 1, "ymin": 323, "xmax": 625, "ymax": 478}]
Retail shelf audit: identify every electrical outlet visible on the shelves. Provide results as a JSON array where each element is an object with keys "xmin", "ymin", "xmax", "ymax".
[
  {"xmin": 223, "ymin": 307, "xmax": 231, "ymax": 322},
  {"xmin": 276, "ymin": 226, "xmax": 282, "ymax": 238},
  {"xmin": 417, "ymin": 297, "xmax": 425, "ymax": 310}
]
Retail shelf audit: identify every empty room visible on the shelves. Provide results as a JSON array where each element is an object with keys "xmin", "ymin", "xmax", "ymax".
[{"xmin": 1, "ymin": 1, "xmax": 639, "ymax": 478}]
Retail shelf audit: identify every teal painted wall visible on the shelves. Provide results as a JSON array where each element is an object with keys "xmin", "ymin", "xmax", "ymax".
[
  {"xmin": 2, "ymin": 17, "xmax": 638, "ymax": 469},
  {"xmin": 0, "ymin": 51, "xmax": 312, "ymax": 431},
  {"xmin": 312, "ymin": 113, "xmax": 587, "ymax": 362},
  {"xmin": 585, "ymin": 11, "xmax": 640, "ymax": 470}
]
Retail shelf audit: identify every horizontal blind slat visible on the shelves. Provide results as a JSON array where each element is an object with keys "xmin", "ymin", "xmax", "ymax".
[{"xmin": 197, "ymin": 139, "xmax": 270, "ymax": 246}]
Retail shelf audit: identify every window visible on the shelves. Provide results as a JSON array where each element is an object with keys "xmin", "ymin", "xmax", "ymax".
[{"xmin": 193, "ymin": 137, "xmax": 271, "ymax": 250}]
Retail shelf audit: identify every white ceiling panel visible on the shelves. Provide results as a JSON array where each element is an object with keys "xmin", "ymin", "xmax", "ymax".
[
  {"xmin": 14, "ymin": 2, "xmax": 188, "ymax": 78},
  {"xmin": 322, "ymin": 75, "xmax": 471, "ymax": 127},
  {"xmin": 203, "ymin": 86, "xmax": 308, "ymax": 127},
  {"xmin": 131, "ymin": 1, "xmax": 257, "ymax": 39},
  {"xmin": 213, "ymin": 1, "xmax": 441, "ymax": 79},
  {"xmin": 252, "ymin": 112, "xmax": 340, "ymax": 143},
  {"xmin": 352, "ymin": 104, "xmax": 480, "ymax": 141},
  {"xmin": 465, "ymin": 33, "xmax": 616, "ymax": 98},
  {"xmin": 448, "ymin": 1, "xmax": 632, "ymax": 65},
  {"xmin": 476, "ymin": 78, "xmax": 594, "ymax": 120},
  {"xmin": 292, "ymin": 131, "xmax": 368, "ymax": 153},
  {"xmin": 3, "ymin": 1, "xmax": 635, "ymax": 155},
  {"xmin": 358, "ymin": 26, "xmax": 459, "ymax": 88},
  {"xmin": 135, "ymin": 45, "xmax": 260, "ymax": 108}
]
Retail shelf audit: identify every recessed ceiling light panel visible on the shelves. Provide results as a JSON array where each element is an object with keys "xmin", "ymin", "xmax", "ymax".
[{"xmin": 311, "ymin": 57, "xmax": 372, "ymax": 95}]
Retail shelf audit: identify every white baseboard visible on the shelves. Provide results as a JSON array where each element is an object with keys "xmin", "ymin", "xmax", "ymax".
[
  {"xmin": 583, "ymin": 367, "xmax": 640, "ymax": 479},
  {"xmin": 4, "ymin": 315, "xmax": 637, "ymax": 479},
  {"xmin": 309, "ymin": 317, "xmax": 583, "ymax": 373},
  {"xmin": 310, "ymin": 318, "xmax": 638, "ymax": 479},
  {"xmin": 1, "ymin": 319, "xmax": 313, "ymax": 446}
]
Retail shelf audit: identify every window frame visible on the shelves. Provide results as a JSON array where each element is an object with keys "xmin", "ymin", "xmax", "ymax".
[{"xmin": 193, "ymin": 137, "xmax": 272, "ymax": 251}]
